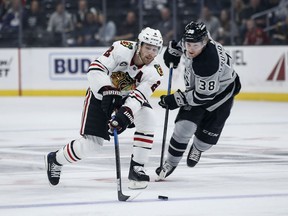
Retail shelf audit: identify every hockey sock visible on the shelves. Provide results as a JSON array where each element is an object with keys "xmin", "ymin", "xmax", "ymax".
[
  {"xmin": 56, "ymin": 140, "xmax": 81, "ymax": 165},
  {"xmin": 56, "ymin": 135, "xmax": 103, "ymax": 165},
  {"xmin": 166, "ymin": 137, "xmax": 188, "ymax": 167},
  {"xmin": 132, "ymin": 131, "xmax": 154, "ymax": 165},
  {"xmin": 193, "ymin": 136, "xmax": 213, "ymax": 152}
]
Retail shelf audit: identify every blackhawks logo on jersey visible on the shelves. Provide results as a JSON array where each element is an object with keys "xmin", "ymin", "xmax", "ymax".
[
  {"xmin": 154, "ymin": 64, "xmax": 163, "ymax": 76},
  {"xmin": 120, "ymin": 41, "xmax": 133, "ymax": 49},
  {"xmin": 111, "ymin": 71, "xmax": 136, "ymax": 91}
]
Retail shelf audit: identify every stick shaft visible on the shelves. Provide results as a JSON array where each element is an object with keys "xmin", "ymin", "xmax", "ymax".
[
  {"xmin": 113, "ymin": 128, "xmax": 130, "ymax": 201},
  {"xmin": 159, "ymin": 63, "xmax": 173, "ymax": 167}
]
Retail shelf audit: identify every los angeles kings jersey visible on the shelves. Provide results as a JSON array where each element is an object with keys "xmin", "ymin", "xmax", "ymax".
[
  {"xmin": 179, "ymin": 39, "xmax": 239, "ymax": 111},
  {"xmin": 87, "ymin": 40, "xmax": 163, "ymax": 114}
]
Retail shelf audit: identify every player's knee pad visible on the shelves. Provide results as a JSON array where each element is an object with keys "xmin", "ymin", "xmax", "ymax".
[
  {"xmin": 193, "ymin": 136, "xmax": 213, "ymax": 152},
  {"xmin": 56, "ymin": 135, "xmax": 103, "ymax": 164},
  {"xmin": 133, "ymin": 106, "xmax": 156, "ymax": 133},
  {"xmin": 73, "ymin": 135, "xmax": 103, "ymax": 158},
  {"xmin": 172, "ymin": 120, "xmax": 196, "ymax": 144}
]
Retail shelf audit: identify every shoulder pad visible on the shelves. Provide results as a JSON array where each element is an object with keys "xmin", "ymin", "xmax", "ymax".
[
  {"xmin": 193, "ymin": 43, "xmax": 219, "ymax": 77},
  {"xmin": 110, "ymin": 41, "xmax": 136, "ymax": 61},
  {"xmin": 119, "ymin": 40, "xmax": 134, "ymax": 50}
]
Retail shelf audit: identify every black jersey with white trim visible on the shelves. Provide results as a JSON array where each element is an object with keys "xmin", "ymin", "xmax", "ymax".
[
  {"xmin": 87, "ymin": 40, "xmax": 163, "ymax": 114},
  {"xmin": 180, "ymin": 39, "xmax": 237, "ymax": 111}
]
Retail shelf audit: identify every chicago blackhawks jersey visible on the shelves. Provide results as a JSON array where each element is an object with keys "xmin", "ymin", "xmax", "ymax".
[
  {"xmin": 179, "ymin": 39, "xmax": 239, "ymax": 111},
  {"xmin": 87, "ymin": 40, "xmax": 163, "ymax": 114}
]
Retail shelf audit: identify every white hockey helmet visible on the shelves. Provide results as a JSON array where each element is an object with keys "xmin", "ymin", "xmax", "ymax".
[{"xmin": 138, "ymin": 27, "xmax": 163, "ymax": 51}]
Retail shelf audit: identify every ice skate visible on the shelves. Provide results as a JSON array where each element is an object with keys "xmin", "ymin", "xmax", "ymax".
[
  {"xmin": 45, "ymin": 152, "xmax": 62, "ymax": 186},
  {"xmin": 155, "ymin": 161, "xmax": 176, "ymax": 181},
  {"xmin": 128, "ymin": 159, "xmax": 149, "ymax": 189},
  {"xmin": 186, "ymin": 144, "xmax": 202, "ymax": 167}
]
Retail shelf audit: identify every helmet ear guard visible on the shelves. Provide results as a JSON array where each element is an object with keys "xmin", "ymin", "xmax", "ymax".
[
  {"xmin": 137, "ymin": 27, "xmax": 163, "ymax": 53},
  {"xmin": 183, "ymin": 21, "xmax": 208, "ymax": 43}
]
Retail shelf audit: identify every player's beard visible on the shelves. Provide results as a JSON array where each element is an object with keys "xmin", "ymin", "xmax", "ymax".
[{"xmin": 138, "ymin": 53, "xmax": 153, "ymax": 65}]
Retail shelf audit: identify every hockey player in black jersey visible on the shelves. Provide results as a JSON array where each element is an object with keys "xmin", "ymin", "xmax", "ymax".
[{"xmin": 156, "ymin": 21, "xmax": 241, "ymax": 180}]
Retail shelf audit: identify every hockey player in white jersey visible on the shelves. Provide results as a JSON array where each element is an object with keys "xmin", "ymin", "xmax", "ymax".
[
  {"xmin": 45, "ymin": 27, "xmax": 164, "ymax": 189},
  {"xmin": 156, "ymin": 21, "xmax": 241, "ymax": 180}
]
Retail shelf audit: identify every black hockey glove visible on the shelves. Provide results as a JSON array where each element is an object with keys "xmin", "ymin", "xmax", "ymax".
[
  {"xmin": 159, "ymin": 89, "xmax": 187, "ymax": 110},
  {"xmin": 163, "ymin": 40, "xmax": 182, "ymax": 69},
  {"xmin": 109, "ymin": 106, "xmax": 134, "ymax": 135},
  {"xmin": 99, "ymin": 86, "xmax": 122, "ymax": 118}
]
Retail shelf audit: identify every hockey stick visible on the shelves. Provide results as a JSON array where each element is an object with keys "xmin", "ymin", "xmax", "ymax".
[
  {"xmin": 113, "ymin": 128, "xmax": 140, "ymax": 201},
  {"xmin": 159, "ymin": 62, "xmax": 174, "ymax": 169}
]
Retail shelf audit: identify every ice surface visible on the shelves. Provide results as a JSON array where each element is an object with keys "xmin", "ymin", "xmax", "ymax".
[{"xmin": 0, "ymin": 97, "xmax": 287, "ymax": 216}]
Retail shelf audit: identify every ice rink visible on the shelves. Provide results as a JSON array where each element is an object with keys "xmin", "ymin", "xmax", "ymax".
[{"xmin": 0, "ymin": 96, "xmax": 287, "ymax": 216}]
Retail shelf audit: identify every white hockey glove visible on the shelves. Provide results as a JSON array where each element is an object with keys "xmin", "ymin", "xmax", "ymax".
[
  {"xmin": 163, "ymin": 40, "xmax": 182, "ymax": 69},
  {"xmin": 158, "ymin": 89, "xmax": 187, "ymax": 110}
]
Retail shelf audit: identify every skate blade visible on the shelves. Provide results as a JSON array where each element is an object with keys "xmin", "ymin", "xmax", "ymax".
[
  {"xmin": 128, "ymin": 180, "xmax": 148, "ymax": 190},
  {"xmin": 155, "ymin": 176, "xmax": 165, "ymax": 182}
]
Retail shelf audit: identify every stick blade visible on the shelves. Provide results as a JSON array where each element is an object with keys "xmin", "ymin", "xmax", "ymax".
[
  {"xmin": 118, "ymin": 192, "xmax": 130, "ymax": 201},
  {"xmin": 118, "ymin": 192, "xmax": 141, "ymax": 202}
]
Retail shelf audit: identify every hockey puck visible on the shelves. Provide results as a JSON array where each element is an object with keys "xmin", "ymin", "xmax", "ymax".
[{"xmin": 158, "ymin": 195, "xmax": 168, "ymax": 200}]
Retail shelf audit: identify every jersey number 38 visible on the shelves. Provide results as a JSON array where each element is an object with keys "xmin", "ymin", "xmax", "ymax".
[{"xmin": 199, "ymin": 80, "xmax": 216, "ymax": 91}]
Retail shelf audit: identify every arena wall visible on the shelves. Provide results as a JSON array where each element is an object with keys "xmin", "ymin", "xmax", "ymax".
[{"xmin": 0, "ymin": 46, "xmax": 288, "ymax": 101}]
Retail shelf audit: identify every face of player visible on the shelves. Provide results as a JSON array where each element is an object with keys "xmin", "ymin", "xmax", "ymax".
[
  {"xmin": 184, "ymin": 41, "xmax": 206, "ymax": 58},
  {"xmin": 139, "ymin": 43, "xmax": 159, "ymax": 65}
]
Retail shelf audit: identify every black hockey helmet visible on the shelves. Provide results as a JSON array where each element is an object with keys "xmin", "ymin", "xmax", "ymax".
[{"xmin": 183, "ymin": 21, "xmax": 207, "ymax": 43}]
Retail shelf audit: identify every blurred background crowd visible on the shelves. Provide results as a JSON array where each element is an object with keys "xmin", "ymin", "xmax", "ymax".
[{"xmin": 0, "ymin": 0, "xmax": 287, "ymax": 48}]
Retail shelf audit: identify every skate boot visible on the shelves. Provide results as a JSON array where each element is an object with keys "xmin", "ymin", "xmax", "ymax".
[
  {"xmin": 45, "ymin": 151, "xmax": 62, "ymax": 186},
  {"xmin": 155, "ymin": 161, "xmax": 176, "ymax": 181},
  {"xmin": 186, "ymin": 144, "xmax": 202, "ymax": 167},
  {"xmin": 128, "ymin": 159, "xmax": 150, "ymax": 190}
]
